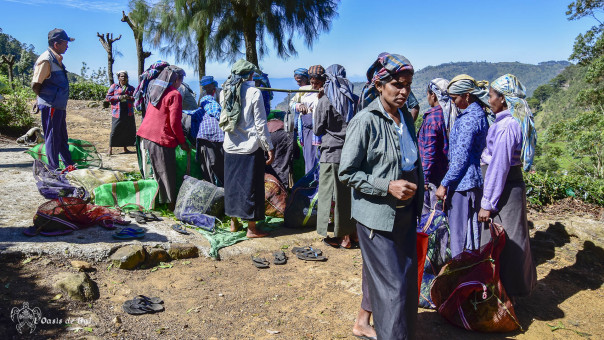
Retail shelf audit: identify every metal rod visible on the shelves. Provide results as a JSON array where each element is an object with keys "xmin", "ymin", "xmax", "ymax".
[{"xmin": 256, "ymin": 87, "xmax": 319, "ymax": 93}]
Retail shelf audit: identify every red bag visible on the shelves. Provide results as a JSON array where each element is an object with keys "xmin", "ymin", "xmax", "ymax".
[
  {"xmin": 264, "ymin": 173, "xmax": 288, "ymax": 218},
  {"xmin": 25, "ymin": 197, "xmax": 129, "ymax": 236},
  {"xmin": 430, "ymin": 222, "xmax": 522, "ymax": 332}
]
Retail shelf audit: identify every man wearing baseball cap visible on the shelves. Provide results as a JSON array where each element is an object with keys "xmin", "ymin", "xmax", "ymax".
[{"xmin": 31, "ymin": 28, "xmax": 75, "ymax": 170}]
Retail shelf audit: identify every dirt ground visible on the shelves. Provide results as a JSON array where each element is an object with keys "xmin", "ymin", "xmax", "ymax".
[{"xmin": 0, "ymin": 101, "xmax": 603, "ymax": 339}]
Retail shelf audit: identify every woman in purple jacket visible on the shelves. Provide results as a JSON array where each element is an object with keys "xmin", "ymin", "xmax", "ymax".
[{"xmin": 478, "ymin": 74, "xmax": 537, "ymax": 300}]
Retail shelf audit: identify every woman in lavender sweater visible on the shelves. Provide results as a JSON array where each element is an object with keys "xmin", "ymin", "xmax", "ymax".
[{"xmin": 478, "ymin": 74, "xmax": 537, "ymax": 300}]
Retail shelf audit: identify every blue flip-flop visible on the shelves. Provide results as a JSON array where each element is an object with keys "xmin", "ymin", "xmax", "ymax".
[
  {"xmin": 113, "ymin": 227, "xmax": 146, "ymax": 240},
  {"xmin": 171, "ymin": 224, "xmax": 190, "ymax": 235}
]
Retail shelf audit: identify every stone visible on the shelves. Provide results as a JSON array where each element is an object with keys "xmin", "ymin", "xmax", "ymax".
[
  {"xmin": 112, "ymin": 316, "xmax": 122, "ymax": 325},
  {"xmin": 143, "ymin": 247, "xmax": 171, "ymax": 268},
  {"xmin": 168, "ymin": 243, "xmax": 199, "ymax": 259},
  {"xmin": 71, "ymin": 260, "xmax": 93, "ymax": 271},
  {"xmin": 54, "ymin": 273, "xmax": 99, "ymax": 301},
  {"xmin": 109, "ymin": 245, "xmax": 147, "ymax": 270}
]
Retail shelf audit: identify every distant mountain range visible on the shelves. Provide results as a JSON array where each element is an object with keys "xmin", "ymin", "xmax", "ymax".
[{"xmin": 276, "ymin": 60, "xmax": 571, "ymax": 111}]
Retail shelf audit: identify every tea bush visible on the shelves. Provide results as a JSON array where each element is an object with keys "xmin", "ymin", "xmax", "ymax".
[
  {"xmin": 525, "ymin": 172, "xmax": 604, "ymax": 206},
  {"xmin": 0, "ymin": 76, "xmax": 35, "ymax": 130},
  {"xmin": 69, "ymin": 82, "xmax": 108, "ymax": 101}
]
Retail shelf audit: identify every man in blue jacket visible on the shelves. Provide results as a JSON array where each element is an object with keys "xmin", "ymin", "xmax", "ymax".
[{"xmin": 31, "ymin": 28, "xmax": 75, "ymax": 170}]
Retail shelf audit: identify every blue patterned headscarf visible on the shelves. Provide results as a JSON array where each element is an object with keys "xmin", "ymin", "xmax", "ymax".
[
  {"xmin": 324, "ymin": 64, "xmax": 356, "ymax": 123},
  {"xmin": 491, "ymin": 74, "xmax": 537, "ymax": 171},
  {"xmin": 294, "ymin": 68, "xmax": 309, "ymax": 78},
  {"xmin": 359, "ymin": 52, "xmax": 414, "ymax": 110}
]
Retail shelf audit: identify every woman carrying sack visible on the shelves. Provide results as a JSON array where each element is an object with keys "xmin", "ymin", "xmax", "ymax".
[{"xmin": 478, "ymin": 74, "xmax": 537, "ymax": 300}]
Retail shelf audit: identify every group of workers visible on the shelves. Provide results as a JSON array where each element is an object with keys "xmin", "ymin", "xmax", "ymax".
[{"xmin": 32, "ymin": 27, "xmax": 537, "ymax": 340}]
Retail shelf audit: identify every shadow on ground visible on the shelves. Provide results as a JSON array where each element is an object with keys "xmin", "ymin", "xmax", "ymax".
[{"xmin": 0, "ymin": 254, "xmax": 69, "ymax": 339}]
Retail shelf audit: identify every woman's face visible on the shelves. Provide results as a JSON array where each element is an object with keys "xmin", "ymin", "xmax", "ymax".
[
  {"xmin": 450, "ymin": 93, "xmax": 470, "ymax": 110},
  {"xmin": 294, "ymin": 75, "xmax": 308, "ymax": 86},
  {"xmin": 488, "ymin": 87, "xmax": 506, "ymax": 113},
  {"xmin": 427, "ymin": 90, "xmax": 437, "ymax": 107},
  {"xmin": 310, "ymin": 77, "xmax": 324, "ymax": 90},
  {"xmin": 173, "ymin": 77, "xmax": 183, "ymax": 89},
  {"xmin": 377, "ymin": 73, "xmax": 413, "ymax": 109},
  {"xmin": 118, "ymin": 74, "xmax": 128, "ymax": 86}
]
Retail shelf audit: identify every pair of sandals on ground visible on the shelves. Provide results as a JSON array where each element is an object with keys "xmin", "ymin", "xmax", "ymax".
[
  {"xmin": 122, "ymin": 295, "xmax": 164, "ymax": 315},
  {"xmin": 252, "ymin": 246, "xmax": 327, "ymax": 268}
]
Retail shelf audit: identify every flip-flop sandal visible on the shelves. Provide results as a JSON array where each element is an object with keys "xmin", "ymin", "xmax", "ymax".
[
  {"xmin": 273, "ymin": 251, "xmax": 287, "ymax": 265},
  {"xmin": 322, "ymin": 237, "xmax": 341, "ymax": 248},
  {"xmin": 296, "ymin": 249, "xmax": 327, "ymax": 261},
  {"xmin": 171, "ymin": 224, "xmax": 190, "ymax": 235},
  {"xmin": 341, "ymin": 241, "xmax": 360, "ymax": 249},
  {"xmin": 291, "ymin": 246, "xmax": 322, "ymax": 256},
  {"xmin": 121, "ymin": 227, "xmax": 146, "ymax": 234},
  {"xmin": 128, "ymin": 211, "xmax": 147, "ymax": 224},
  {"xmin": 252, "ymin": 256, "xmax": 270, "ymax": 269},
  {"xmin": 146, "ymin": 212, "xmax": 162, "ymax": 221},
  {"xmin": 113, "ymin": 228, "xmax": 145, "ymax": 240},
  {"xmin": 132, "ymin": 295, "xmax": 163, "ymax": 305},
  {"xmin": 353, "ymin": 335, "xmax": 377, "ymax": 340}
]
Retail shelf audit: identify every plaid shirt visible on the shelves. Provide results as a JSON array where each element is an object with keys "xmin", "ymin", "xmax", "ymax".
[
  {"xmin": 418, "ymin": 105, "xmax": 449, "ymax": 185},
  {"xmin": 192, "ymin": 95, "xmax": 224, "ymax": 142},
  {"xmin": 106, "ymin": 83, "xmax": 135, "ymax": 118}
]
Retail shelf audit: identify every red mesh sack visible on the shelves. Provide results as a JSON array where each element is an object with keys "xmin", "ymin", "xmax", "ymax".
[
  {"xmin": 25, "ymin": 197, "xmax": 128, "ymax": 236},
  {"xmin": 430, "ymin": 222, "xmax": 522, "ymax": 332}
]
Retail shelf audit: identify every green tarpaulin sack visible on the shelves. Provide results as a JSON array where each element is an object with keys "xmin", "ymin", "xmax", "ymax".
[
  {"xmin": 26, "ymin": 138, "xmax": 102, "ymax": 169},
  {"xmin": 175, "ymin": 145, "xmax": 204, "ymax": 192},
  {"xmin": 93, "ymin": 179, "xmax": 159, "ymax": 211},
  {"xmin": 136, "ymin": 137, "xmax": 203, "ymax": 193}
]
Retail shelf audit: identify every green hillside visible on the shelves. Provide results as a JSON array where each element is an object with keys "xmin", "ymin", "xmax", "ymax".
[
  {"xmin": 353, "ymin": 61, "xmax": 571, "ymax": 112},
  {"xmin": 531, "ymin": 64, "xmax": 590, "ymax": 130}
]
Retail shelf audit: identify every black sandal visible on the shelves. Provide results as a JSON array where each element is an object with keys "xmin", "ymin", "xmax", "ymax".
[
  {"xmin": 252, "ymin": 256, "xmax": 270, "ymax": 269},
  {"xmin": 273, "ymin": 251, "xmax": 287, "ymax": 265}
]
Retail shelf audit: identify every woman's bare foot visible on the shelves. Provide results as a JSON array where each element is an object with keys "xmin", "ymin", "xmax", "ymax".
[
  {"xmin": 246, "ymin": 221, "xmax": 268, "ymax": 238},
  {"xmin": 341, "ymin": 235, "xmax": 352, "ymax": 249},
  {"xmin": 230, "ymin": 218, "xmax": 241, "ymax": 232},
  {"xmin": 108, "ymin": 148, "xmax": 113, "ymax": 156},
  {"xmin": 352, "ymin": 308, "xmax": 376, "ymax": 339},
  {"xmin": 123, "ymin": 147, "xmax": 130, "ymax": 153}
]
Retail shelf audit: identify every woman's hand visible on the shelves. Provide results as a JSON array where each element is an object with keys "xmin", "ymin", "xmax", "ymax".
[
  {"xmin": 317, "ymin": 87, "xmax": 325, "ymax": 99},
  {"xmin": 265, "ymin": 150, "xmax": 275, "ymax": 165},
  {"xmin": 388, "ymin": 180, "xmax": 417, "ymax": 200},
  {"xmin": 478, "ymin": 208, "xmax": 491, "ymax": 222},
  {"xmin": 180, "ymin": 143, "xmax": 191, "ymax": 152},
  {"xmin": 297, "ymin": 103, "xmax": 308, "ymax": 114},
  {"xmin": 435, "ymin": 185, "xmax": 447, "ymax": 201}
]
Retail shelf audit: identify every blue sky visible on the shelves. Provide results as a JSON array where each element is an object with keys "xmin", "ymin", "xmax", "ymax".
[{"xmin": 1, "ymin": 0, "xmax": 598, "ymax": 84}]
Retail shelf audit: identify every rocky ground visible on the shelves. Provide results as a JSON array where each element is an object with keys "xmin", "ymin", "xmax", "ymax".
[{"xmin": 0, "ymin": 100, "xmax": 603, "ymax": 339}]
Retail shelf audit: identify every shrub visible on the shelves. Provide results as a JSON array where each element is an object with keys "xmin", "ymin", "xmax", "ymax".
[
  {"xmin": 525, "ymin": 172, "xmax": 604, "ymax": 206},
  {"xmin": 69, "ymin": 82, "xmax": 109, "ymax": 101},
  {"xmin": 0, "ymin": 76, "xmax": 35, "ymax": 132}
]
